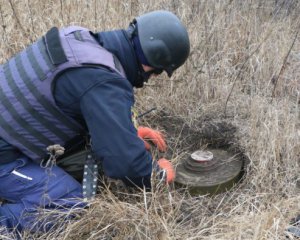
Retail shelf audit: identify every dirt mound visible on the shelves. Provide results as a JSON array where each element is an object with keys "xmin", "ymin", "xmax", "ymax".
[{"xmin": 142, "ymin": 110, "xmax": 242, "ymax": 159}]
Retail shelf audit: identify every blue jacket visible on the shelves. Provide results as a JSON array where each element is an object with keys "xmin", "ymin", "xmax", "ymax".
[{"xmin": 0, "ymin": 29, "xmax": 152, "ymax": 188}]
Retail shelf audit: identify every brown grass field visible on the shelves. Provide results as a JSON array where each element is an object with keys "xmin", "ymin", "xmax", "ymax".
[{"xmin": 0, "ymin": 0, "xmax": 300, "ymax": 239}]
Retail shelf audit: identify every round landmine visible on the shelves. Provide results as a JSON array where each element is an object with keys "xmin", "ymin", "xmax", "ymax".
[{"xmin": 175, "ymin": 149, "xmax": 243, "ymax": 195}]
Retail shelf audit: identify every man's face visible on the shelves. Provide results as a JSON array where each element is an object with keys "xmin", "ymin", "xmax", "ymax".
[{"xmin": 142, "ymin": 65, "xmax": 163, "ymax": 79}]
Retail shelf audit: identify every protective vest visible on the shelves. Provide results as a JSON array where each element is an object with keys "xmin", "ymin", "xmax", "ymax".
[{"xmin": 0, "ymin": 26, "xmax": 126, "ymax": 162}]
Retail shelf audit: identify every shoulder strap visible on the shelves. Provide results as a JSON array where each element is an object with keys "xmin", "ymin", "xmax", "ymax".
[{"xmin": 43, "ymin": 27, "xmax": 68, "ymax": 65}]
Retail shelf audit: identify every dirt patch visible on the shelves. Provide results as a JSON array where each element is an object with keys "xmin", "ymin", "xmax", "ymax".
[{"xmin": 142, "ymin": 110, "xmax": 245, "ymax": 160}]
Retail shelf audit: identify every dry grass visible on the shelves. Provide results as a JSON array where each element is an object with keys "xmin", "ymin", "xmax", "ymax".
[{"xmin": 0, "ymin": 0, "xmax": 300, "ymax": 239}]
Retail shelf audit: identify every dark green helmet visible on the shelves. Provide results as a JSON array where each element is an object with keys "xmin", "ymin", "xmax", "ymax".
[{"xmin": 134, "ymin": 10, "xmax": 190, "ymax": 77}]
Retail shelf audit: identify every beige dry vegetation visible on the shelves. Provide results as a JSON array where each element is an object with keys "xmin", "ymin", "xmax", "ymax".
[{"xmin": 0, "ymin": 0, "xmax": 300, "ymax": 239}]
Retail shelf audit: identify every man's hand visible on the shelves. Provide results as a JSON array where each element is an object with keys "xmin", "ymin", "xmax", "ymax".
[
  {"xmin": 137, "ymin": 127, "xmax": 167, "ymax": 152},
  {"xmin": 157, "ymin": 158, "xmax": 175, "ymax": 184}
]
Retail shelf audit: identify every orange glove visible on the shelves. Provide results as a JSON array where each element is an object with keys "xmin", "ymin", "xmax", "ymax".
[
  {"xmin": 137, "ymin": 127, "xmax": 167, "ymax": 152},
  {"xmin": 157, "ymin": 158, "xmax": 175, "ymax": 184}
]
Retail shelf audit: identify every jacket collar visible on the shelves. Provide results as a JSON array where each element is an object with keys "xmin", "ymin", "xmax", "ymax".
[{"xmin": 96, "ymin": 30, "xmax": 145, "ymax": 88}]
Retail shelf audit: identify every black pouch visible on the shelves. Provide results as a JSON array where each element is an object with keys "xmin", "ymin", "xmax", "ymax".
[{"xmin": 57, "ymin": 149, "xmax": 88, "ymax": 182}]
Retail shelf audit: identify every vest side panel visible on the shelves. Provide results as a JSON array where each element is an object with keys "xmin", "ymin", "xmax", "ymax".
[
  {"xmin": 0, "ymin": 38, "xmax": 84, "ymax": 161},
  {"xmin": 0, "ymin": 26, "xmax": 127, "ymax": 161}
]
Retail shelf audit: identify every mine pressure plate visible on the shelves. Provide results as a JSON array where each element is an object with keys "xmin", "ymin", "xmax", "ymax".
[{"xmin": 175, "ymin": 149, "xmax": 244, "ymax": 195}]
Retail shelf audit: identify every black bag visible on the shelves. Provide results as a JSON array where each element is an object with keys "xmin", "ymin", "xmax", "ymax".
[{"xmin": 57, "ymin": 150, "xmax": 89, "ymax": 182}]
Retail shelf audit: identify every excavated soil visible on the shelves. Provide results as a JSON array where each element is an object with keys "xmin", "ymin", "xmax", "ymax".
[{"xmin": 141, "ymin": 110, "xmax": 248, "ymax": 168}]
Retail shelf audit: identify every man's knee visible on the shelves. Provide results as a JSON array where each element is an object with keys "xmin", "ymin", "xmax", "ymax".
[
  {"xmin": 21, "ymin": 164, "xmax": 84, "ymax": 208},
  {"xmin": 0, "ymin": 157, "xmax": 83, "ymax": 205},
  {"xmin": 0, "ymin": 158, "xmax": 84, "ymax": 232}
]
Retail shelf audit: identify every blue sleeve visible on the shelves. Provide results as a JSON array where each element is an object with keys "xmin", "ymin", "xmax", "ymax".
[{"xmin": 54, "ymin": 67, "xmax": 152, "ymax": 189}]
